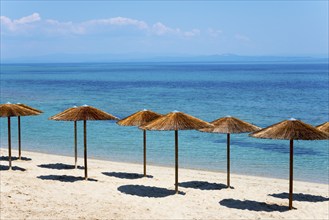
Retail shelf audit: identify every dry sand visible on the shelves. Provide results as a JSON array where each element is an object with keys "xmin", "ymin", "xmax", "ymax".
[{"xmin": 0, "ymin": 148, "xmax": 328, "ymax": 219}]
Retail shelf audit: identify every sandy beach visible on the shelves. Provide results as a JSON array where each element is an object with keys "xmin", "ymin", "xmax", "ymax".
[{"xmin": 0, "ymin": 148, "xmax": 328, "ymax": 220}]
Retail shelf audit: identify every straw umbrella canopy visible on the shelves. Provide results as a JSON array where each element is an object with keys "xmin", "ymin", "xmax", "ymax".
[
  {"xmin": 0, "ymin": 102, "xmax": 41, "ymax": 169},
  {"xmin": 49, "ymin": 105, "xmax": 119, "ymax": 179},
  {"xmin": 117, "ymin": 109, "xmax": 162, "ymax": 176},
  {"xmin": 316, "ymin": 122, "xmax": 329, "ymax": 134},
  {"xmin": 49, "ymin": 106, "xmax": 80, "ymax": 168},
  {"xmin": 140, "ymin": 111, "xmax": 213, "ymax": 193},
  {"xmin": 199, "ymin": 116, "xmax": 261, "ymax": 188},
  {"xmin": 249, "ymin": 118, "xmax": 328, "ymax": 210},
  {"xmin": 15, "ymin": 103, "xmax": 43, "ymax": 159}
]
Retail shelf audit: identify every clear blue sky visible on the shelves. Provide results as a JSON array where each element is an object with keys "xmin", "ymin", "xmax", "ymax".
[{"xmin": 1, "ymin": 0, "xmax": 328, "ymax": 60}]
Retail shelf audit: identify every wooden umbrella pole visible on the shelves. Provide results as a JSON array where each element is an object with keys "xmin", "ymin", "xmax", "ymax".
[
  {"xmin": 18, "ymin": 116, "xmax": 21, "ymax": 159},
  {"xmin": 143, "ymin": 130, "xmax": 146, "ymax": 177},
  {"xmin": 84, "ymin": 120, "xmax": 88, "ymax": 180},
  {"xmin": 227, "ymin": 133, "xmax": 230, "ymax": 188},
  {"xmin": 289, "ymin": 139, "xmax": 294, "ymax": 210},
  {"xmin": 74, "ymin": 121, "xmax": 77, "ymax": 169},
  {"xmin": 175, "ymin": 130, "xmax": 178, "ymax": 194},
  {"xmin": 8, "ymin": 117, "xmax": 12, "ymax": 169}
]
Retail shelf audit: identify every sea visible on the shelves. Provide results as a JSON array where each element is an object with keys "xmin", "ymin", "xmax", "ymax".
[{"xmin": 0, "ymin": 62, "xmax": 328, "ymax": 183}]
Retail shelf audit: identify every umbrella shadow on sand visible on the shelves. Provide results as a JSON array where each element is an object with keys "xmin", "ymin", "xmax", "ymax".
[
  {"xmin": 102, "ymin": 172, "xmax": 153, "ymax": 179},
  {"xmin": 269, "ymin": 192, "xmax": 329, "ymax": 202},
  {"xmin": 219, "ymin": 199, "xmax": 289, "ymax": 212},
  {"xmin": 0, "ymin": 156, "xmax": 32, "ymax": 161},
  {"xmin": 0, "ymin": 165, "xmax": 26, "ymax": 171},
  {"xmin": 118, "ymin": 185, "xmax": 185, "ymax": 198},
  {"xmin": 37, "ymin": 175, "xmax": 97, "ymax": 182},
  {"xmin": 38, "ymin": 163, "xmax": 84, "ymax": 170},
  {"xmin": 178, "ymin": 181, "xmax": 231, "ymax": 190}
]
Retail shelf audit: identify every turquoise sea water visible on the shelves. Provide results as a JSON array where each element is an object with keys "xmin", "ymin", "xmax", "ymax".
[{"xmin": 0, "ymin": 62, "xmax": 328, "ymax": 183}]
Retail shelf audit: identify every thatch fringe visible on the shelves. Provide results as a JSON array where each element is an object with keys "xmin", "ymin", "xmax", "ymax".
[
  {"xmin": 49, "ymin": 105, "xmax": 119, "ymax": 121},
  {"xmin": 16, "ymin": 103, "xmax": 43, "ymax": 114},
  {"xmin": 140, "ymin": 111, "xmax": 213, "ymax": 131},
  {"xmin": 117, "ymin": 109, "xmax": 162, "ymax": 126},
  {"xmin": 316, "ymin": 122, "xmax": 329, "ymax": 134},
  {"xmin": 199, "ymin": 116, "xmax": 261, "ymax": 134},
  {"xmin": 250, "ymin": 119, "xmax": 329, "ymax": 140},
  {"xmin": 0, "ymin": 103, "xmax": 41, "ymax": 117}
]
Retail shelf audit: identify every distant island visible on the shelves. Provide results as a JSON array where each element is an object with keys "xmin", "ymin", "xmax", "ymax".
[{"xmin": 1, "ymin": 53, "xmax": 328, "ymax": 64}]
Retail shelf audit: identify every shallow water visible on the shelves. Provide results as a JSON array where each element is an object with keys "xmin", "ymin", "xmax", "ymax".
[{"xmin": 0, "ymin": 62, "xmax": 328, "ymax": 183}]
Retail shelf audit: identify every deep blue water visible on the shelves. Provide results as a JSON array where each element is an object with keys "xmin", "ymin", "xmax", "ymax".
[{"xmin": 0, "ymin": 62, "xmax": 328, "ymax": 183}]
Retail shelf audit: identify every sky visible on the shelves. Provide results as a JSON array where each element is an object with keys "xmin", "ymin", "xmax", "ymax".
[{"xmin": 1, "ymin": 0, "xmax": 328, "ymax": 60}]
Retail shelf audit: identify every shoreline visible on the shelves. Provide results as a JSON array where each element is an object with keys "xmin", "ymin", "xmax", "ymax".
[
  {"xmin": 1, "ymin": 147, "xmax": 327, "ymax": 185},
  {"xmin": 1, "ymin": 148, "xmax": 328, "ymax": 219}
]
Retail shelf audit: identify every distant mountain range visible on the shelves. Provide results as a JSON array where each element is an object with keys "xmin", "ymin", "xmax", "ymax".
[{"xmin": 1, "ymin": 53, "xmax": 328, "ymax": 63}]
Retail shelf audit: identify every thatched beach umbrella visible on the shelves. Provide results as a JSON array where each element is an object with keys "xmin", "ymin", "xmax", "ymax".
[
  {"xmin": 140, "ymin": 111, "xmax": 213, "ymax": 193},
  {"xmin": 49, "ymin": 106, "xmax": 79, "ymax": 168},
  {"xmin": 50, "ymin": 105, "xmax": 119, "ymax": 179},
  {"xmin": 250, "ymin": 118, "xmax": 328, "ymax": 210},
  {"xmin": 117, "ymin": 109, "xmax": 162, "ymax": 176},
  {"xmin": 316, "ymin": 122, "xmax": 329, "ymax": 134},
  {"xmin": 0, "ymin": 102, "xmax": 41, "ymax": 169},
  {"xmin": 16, "ymin": 103, "xmax": 43, "ymax": 159},
  {"xmin": 199, "ymin": 116, "xmax": 261, "ymax": 188}
]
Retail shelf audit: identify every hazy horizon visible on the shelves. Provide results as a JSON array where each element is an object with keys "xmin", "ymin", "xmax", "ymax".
[{"xmin": 2, "ymin": 52, "xmax": 328, "ymax": 64}]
